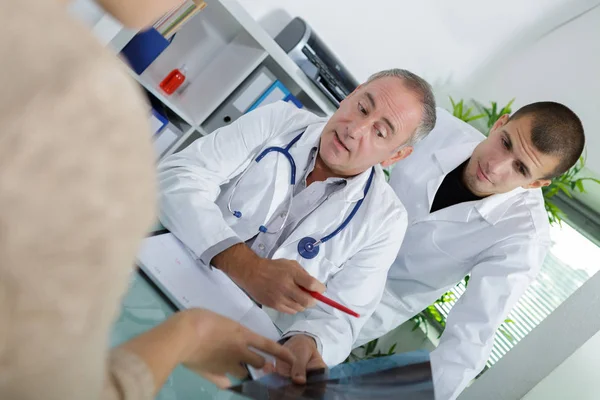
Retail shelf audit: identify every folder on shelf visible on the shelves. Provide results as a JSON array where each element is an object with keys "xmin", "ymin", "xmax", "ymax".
[
  {"xmin": 203, "ymin": 66, "xmax": 304, "ymax": 133},
  {"xmin": 149, "ymin": 108, "xmax": 168, "ymax": 135},
  {"xmin": 283, "ymin": 93, "xmax": 303, "ymax": 109},
  {"xmin": 120, "ymin": 28, "xmax": 170, "ymax": 75},
  {"xmin": 202, "ymin": 66, "xmax": 276, "ymax": 133},
  {"xmin": 153, "ymin": 0, "xmax": 207, "ymax": 39},
  {"xmin": 246, "ymin": 81, "xmax": 303, "ymax": 113},
  {"xmin": 153, "ymin": 125, "xmax": 180, "ymax": 157}
]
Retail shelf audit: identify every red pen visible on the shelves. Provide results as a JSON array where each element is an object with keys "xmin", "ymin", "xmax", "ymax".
[{"xmin": 303, "ymin": 288, "xmax": 360, "ymax": 318}]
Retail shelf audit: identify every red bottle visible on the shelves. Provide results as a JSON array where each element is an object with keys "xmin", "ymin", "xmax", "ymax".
[{"xmin": 159, "ymin": 66, "xmax": 187, "ymax": 95}]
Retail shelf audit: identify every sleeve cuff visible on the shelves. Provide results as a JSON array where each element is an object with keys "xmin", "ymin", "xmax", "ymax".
[
  {"xmin": 280, "ymin": 331, "xmax": 324, "ymax": 356},
  {"xmin": 103, "ymin": 347, "xmax": 155, "ymax": 400},
  {"xmin": 199, "ymin": 236, "xmax": 243, "ymax": 266}
]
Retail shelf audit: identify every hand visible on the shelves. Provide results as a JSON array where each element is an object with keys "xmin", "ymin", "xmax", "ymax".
[
  {"xmin": 243, "ymin": 258, "xmax": 326, "ymax": 314},
  {"xmin": 212, "ymin": 244, "xmax": 326, "ymax": 314},
  {"xmin": 177, "ymin": 309, "xmax": 296, "ymax": 387},
  {"xmin": 275, "ymin": 335, "xmax": 327, "ymax": 385}
]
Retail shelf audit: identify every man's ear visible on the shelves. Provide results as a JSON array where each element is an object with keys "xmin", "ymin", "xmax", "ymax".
[
  {"xmin": 381, "ymin": 146, "xmax": 413, "ymax": 168},
  {"xmin": 523, "ymin": 179, "xmax": 552, "ymax": 190},
  {"xmin": 490, "ymin": 113, "xmax": 510, "ymax": 134}
]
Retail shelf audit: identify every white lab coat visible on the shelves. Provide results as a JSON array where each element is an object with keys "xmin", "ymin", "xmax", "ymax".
[
  {"xmin": 356, "ymin": 108, "xmax": 551, "ymax": 400},
  {"xmin": 157, "ymin": 101, "xmax": 407, "ymax": 366}
]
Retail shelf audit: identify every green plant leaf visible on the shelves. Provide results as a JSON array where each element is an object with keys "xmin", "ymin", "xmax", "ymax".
[
  {"xmin": 580, "ymin": 177, "xmax": 600, "ymax": 185},
  {"xmin": 499, "ymin": 328, "xmax": 515, "ymax": 342},
  {"xmin": 388, "ymin": 343, "xmax": 397, "ymax": 355},
  {"xmin": 450, "ymin": 96, "xmax": 456, "ymax": 109},
  {"xmin": 556, "ymin": 182, "xmax": 572, "ymax": 198},
  {"xmin": 499, "ymin": 98, "xmax": 515, "ymax": 116},
  {"xmin": 463, "ymin": 107, "xmax": 472, "ymax": 119},
  {"xmin": 449, "ymin": 97, "xmax": 486, "ymax": 125},
  {"xmin": 411, "ymin": 315, "xmax": 423, "ymax": 331},
  {"xmin": 428, "ymin": 307, "xmax": 444, "ymax": 323},
  {"xmin": 544, "ymin": 199, "xmax": 565, "ymax": 226},
  {"xmin": 364, "ymin": 338, "xmax": 378, "ymax": 356},
  {"xmin": 464, "ymin": 113, "xmax": 485, "ymax": 123}
]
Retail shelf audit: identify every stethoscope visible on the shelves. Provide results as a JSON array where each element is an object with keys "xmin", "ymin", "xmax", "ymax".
[{"xmin": 227, "ymin": 130, "xmax": 375, "ymax": 259}]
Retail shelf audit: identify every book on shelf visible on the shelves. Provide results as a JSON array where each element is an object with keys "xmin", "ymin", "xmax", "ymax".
[{"xmin": 153, "ymin": 0, "xmax": 207, "ymax": 39}]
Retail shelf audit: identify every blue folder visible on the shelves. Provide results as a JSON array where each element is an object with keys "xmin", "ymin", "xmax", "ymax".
[
  {"xmin": 121, "ymin": 28, "xmax": 170, "ymax": 75},
  {"xmin": 246, "ymin": 81, "xmax": 303, "ymax": 113}
]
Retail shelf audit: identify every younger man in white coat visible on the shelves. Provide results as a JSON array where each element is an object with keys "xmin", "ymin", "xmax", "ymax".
[
  {"xmin": 157, "ymin": 69, "xmax": 436, "ymax": 380},
  {"xmin": 357, "ymin": 102, "xmax": 585, "ymax": 399}
]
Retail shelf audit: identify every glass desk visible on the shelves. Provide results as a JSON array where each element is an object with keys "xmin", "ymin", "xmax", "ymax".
[{"xmin": 110, "ymin": 270, "xmax": 247, "ymax": 400}]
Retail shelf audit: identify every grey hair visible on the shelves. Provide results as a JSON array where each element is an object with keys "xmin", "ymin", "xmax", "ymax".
[{"xmin": 366, "ymin": 69, "xmax": 436, "ymax": 147}]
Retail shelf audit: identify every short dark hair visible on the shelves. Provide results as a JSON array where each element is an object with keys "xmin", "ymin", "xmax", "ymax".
[{"xmin": 509, "ymin": 102, "xmax": 585, "ymax": 178}]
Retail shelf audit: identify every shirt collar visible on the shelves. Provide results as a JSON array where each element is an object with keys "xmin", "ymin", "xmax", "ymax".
[
  {"xmin": 433, "ymin": 142, "xmax": 529, "ymax": 225},
  {"xmin": 301, "ymin": 145, "xmax": 372, "ymax": 203}
]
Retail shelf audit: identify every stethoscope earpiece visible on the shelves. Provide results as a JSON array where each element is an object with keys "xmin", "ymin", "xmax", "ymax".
[{"xmin": 233, "ymin": 211, "xmax": 242, "ymax": 218}]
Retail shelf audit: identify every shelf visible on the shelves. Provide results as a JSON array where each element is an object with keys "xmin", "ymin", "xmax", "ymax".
[
  {"xmin": 122, "ymin": 3, "xmax": 267, "ymax": 126},
  {"xmin": 139, "ymin": 1, "xmax": 241, "ymax": 97},
  {"xmin": 128, "ymin": 30, "xmax": 266, "ymax": 127}
]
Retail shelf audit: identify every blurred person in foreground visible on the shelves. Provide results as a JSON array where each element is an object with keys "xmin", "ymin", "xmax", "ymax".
[{"xmin": 0, "ymin": 1, "xmax": 294, "ymax": 399}]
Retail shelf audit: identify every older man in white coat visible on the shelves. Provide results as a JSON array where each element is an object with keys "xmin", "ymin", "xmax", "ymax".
[
  {"xmin": 157, "ymin": 69, "xmax": 436, "ymax": 381},
  {"xmin": 357, "ymin": 101, "xmax": 585, "ymax": 399}
]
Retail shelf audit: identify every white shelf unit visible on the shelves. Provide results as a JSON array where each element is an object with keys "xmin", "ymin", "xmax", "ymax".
[
  {"xmin": 176, "ymin": 30, "xmax": 267, "ymax": 125},
  {"xmin": 78, "ymin": 0, "xmax": 337, "ymax": 159}
]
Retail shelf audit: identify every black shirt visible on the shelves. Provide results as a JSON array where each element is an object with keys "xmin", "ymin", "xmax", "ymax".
[{"xmin": 430, "ymin": 159, "xmax": 483, "ymax": 213}]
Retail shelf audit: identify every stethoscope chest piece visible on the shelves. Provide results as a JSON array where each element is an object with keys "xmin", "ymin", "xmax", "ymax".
[{"xmin": 298, "ymin": 236, "xmax": 320, "ymax": 259}]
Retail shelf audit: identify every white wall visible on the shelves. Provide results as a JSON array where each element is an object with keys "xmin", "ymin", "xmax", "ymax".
[
  {"xmin": 238, "ymin": 0, "xmax": 594, "ymax": 85},
  {"xmin": 523, "ymin": 329, "xmax": 600, "ymax": 400}
]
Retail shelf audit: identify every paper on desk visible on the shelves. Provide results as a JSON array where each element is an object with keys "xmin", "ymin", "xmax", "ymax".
[
  {"xmin": 241, "ymin": 307, "xmax": 281, "ymax": 379},
  {"xmin": 137, "ymin": 233, "xmax": 280, "ymax": 340}
]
